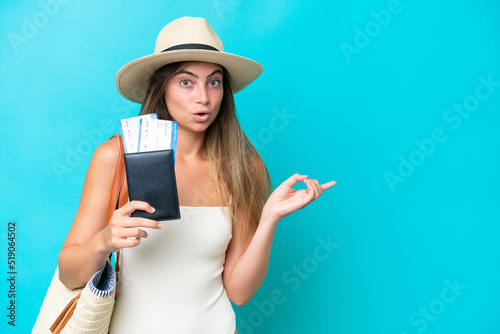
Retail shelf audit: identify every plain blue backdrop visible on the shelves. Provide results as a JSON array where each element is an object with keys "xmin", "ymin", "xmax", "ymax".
[{"xmin": 1, "ymin": 0, "xmax": 500, "ymax": 333}]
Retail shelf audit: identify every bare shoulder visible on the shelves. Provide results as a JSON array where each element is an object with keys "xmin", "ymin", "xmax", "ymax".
[
  {"xmin": 82, "ymin": 135, "xmax": 122, "ymax": 206},
  {"xmin": 91, "ymin": 136, "xmax": 121, "ymax": 169}
]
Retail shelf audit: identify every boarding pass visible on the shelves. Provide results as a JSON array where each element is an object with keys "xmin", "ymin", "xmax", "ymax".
[{"xmin": 119, "ymin": 114, "xmax": 178, "ymax": 157}]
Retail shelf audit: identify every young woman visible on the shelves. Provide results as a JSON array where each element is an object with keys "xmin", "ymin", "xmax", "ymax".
[{"xmin": 58, "ymin": 17, "xmax": 335, "ymax": 333}]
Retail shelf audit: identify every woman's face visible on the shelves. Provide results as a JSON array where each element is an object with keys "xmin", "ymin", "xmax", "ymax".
[{"xmin": 164, "ymin": 61, "xmax": 224, "ymax": 133}]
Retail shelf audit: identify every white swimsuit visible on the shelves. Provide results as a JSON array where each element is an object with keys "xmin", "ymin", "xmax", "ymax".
[{"xmin": 109, "ymin": 206, "xmax": 235, "ymax": 333}]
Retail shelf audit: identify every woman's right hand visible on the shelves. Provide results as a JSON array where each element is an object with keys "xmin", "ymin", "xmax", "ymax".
[{"xmin": 100, "ymin": 200, "xmax": 162, "ymax": 253}]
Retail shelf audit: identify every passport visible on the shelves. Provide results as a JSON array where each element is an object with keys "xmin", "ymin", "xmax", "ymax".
[{"xmin": 123, "ymin": 149, "xmax": 180, "ymax": 221}]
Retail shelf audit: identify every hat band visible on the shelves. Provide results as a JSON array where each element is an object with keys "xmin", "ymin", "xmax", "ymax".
[{"xmin": 161, "ymin": 43, "xmax": 219, "ymax": 52}]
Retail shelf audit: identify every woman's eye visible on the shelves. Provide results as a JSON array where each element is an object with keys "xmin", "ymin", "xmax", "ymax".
[
  {"xmin": 209, "ymin": 80, "xmax": 221, "ymax": 87},
  {"xmin": 180, "ymin": 80, "xmax": 191, "ymax": 87}
]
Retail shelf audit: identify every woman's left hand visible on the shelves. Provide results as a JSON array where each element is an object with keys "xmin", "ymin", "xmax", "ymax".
[{"xmin": 262, "ymin": 173, "xmax": 336, "ymax": 223}]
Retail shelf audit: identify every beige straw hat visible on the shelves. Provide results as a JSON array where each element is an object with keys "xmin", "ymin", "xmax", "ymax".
[{"xmin": 116, "ymin": 17, "xmax": 263, "ymax": 104}]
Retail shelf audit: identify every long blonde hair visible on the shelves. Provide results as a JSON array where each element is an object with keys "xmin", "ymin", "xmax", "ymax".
[{"xmin": 140, "ymin": 62, "xmax": 272, "ymax": 244}]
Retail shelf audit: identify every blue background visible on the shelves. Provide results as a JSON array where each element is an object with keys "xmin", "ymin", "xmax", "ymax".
[{"xmin": 1, "ymin": 0, "xmax": 500, "ymax": 333}]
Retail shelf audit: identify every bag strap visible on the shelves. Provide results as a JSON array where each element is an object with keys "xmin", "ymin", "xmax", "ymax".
[
  {"xmin": 106, "ymin": 134, "xmax": 127, "ymax": 226},
  {"xmin": 50, "ymin": 293, "xmax": 81, "ymax": 333},
  {"xmin": 106, "ymin": 134, "xmax": 128, "ymax": 295}
]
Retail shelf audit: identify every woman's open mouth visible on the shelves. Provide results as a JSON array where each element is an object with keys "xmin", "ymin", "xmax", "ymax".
[{"xmin": 193, "ymin": 112, "xmax": 210, "ymax": 122}]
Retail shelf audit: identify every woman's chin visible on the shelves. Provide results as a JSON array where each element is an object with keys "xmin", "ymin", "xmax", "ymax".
[{"xmin": 178, "ymin": 123, "xmax": 211, "ymax": 135}]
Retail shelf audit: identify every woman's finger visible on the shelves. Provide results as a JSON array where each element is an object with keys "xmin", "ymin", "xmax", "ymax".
[
  {"xmin": 119, "ymin": 217, "xmax": 162, "ymax": 230},
  {"xmin": 308, "ymin": 179, "xmax": 323, "ymax": 197},
  {"xmin": 320, "ymin": 180, "xmax": 337, "ymax": 191},
  {"xmin": 282, "ymin": 173, "xmax": 309, "ymax": 189},
  {"xmin": 131, "ymin": 227, "xmax": 148, "ymax": 239},
  {"xmin": 117, "ymin": 200, "xmax": 156, "ymax": 216},
  {"xmin": 112, "ymin": 226, "xmax": 147, "ymax": 239},
  {"xmin": 303, "ymin": 178, "xmax": 317, "ymax": 202},
  {"xmin": 121, "ymin": 237, "xmax": 141, "ymax": 248}
]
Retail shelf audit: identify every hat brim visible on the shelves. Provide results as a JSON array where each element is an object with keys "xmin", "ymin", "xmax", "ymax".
[{"xmin": 116, "ymin": 49, "xmax": 263, "ymax": 104}]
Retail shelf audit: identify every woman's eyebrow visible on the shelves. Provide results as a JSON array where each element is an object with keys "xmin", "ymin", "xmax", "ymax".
[
  {"xmin": 175, "ymin": 69, "xmax": 223, "ymax": 79},
  {"xmin": 207, "ymin": 69, "xmax": 223, "ymax": 77}
]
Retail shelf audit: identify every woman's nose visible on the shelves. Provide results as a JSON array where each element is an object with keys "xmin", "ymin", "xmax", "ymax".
[{"xmin": 197, "ymin": 85, "xmax": 209, "ymax": 105}]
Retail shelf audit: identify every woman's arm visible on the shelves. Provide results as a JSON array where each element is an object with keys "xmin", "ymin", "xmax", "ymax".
[
  {"xmin": 58, "ymin": 137, "xmax": 159, "ymax": 290},
  {"xmin": 223, "ymin": 173, "xmax": 336, "ymax": 305}
]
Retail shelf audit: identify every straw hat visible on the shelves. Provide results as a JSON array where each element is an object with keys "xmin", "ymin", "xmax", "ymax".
[{"xmin": 116, "ymin": 17, "xmax": 263, "ymax": 104}]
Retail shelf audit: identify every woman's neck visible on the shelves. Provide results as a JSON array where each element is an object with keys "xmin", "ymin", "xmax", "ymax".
[{"xmin": 175, "ymin": 128, "xmax": 208, "ymax": 161}]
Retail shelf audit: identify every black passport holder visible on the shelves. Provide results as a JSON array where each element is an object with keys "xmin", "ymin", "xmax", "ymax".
[{"xmin": 123, "ymin": 150, "xmax": 181, "ymax": 220}]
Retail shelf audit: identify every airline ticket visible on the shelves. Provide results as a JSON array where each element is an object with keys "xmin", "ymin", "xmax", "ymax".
[{"xmin": 119, "ymin": 114, "xmax": 177, "ymax": 158}]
